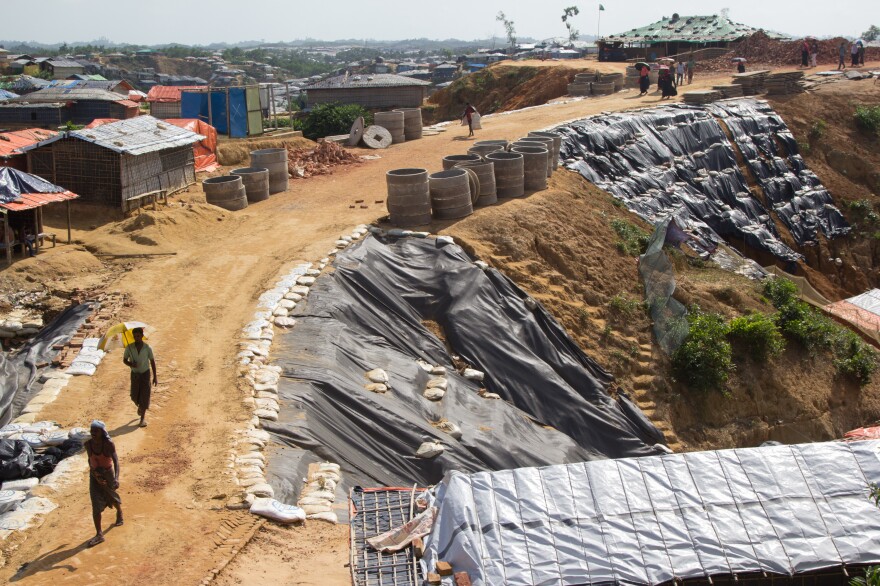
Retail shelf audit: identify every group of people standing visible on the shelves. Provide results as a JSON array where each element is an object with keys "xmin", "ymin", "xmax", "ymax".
[
  {"xmin": 838, "ymin": 40, "xmax": 867, "ymax": 69},
  {"xmin": 800, "ymin": 39, "xmax": 821, "ymax": 68},
  {"xmin": 638, "ymin": 58, "xmax": 695, "ymax": 99}
]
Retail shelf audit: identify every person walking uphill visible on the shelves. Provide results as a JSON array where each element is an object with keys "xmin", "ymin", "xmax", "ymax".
[
  {"xmin": 86, "ymin": 420, "xmax": 122, "ymax": 547},
  {"xmin": 123, "ymin": 327, "xmax": 156, "ymax": 427},
  {"xmin": 461, "ymin": 102, "xmax": 476, "ymax": 138},
  {"xmin": 838, "ymin": 42, "xmax": 847, "ymax": 70}
]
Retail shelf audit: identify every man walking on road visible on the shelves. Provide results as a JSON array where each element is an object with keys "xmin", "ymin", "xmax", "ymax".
[{"xmin": 123, "ymin": 327, "xmax": 156, "ymax": 427}]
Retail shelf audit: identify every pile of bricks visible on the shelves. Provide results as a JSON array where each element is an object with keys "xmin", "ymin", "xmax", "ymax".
[
  {"xmin": 287, "ymin": 140, "xmax": 361, "ymax": 179},
  {"xmin": 51, "ymin": 292, "xmax": 126, "ymax": 368}
]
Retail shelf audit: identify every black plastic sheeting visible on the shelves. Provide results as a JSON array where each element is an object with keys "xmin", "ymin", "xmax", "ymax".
[
  {"xmin": 0, "ymin": 167, "xmax": 66, "ymax": 203},
  {"xmin": 709, "ymin": 100, "xmax": 849, "ymax": 246},
  {"xmin": 264, "ymin": 235, "xmax": 665, "ymax": 504},
  {"xmin": 556, "ymin": 98, "xmax": 848, "ymax": 263},
  {"xmin": 0, "ymin": 438, "xmax": 82, "ymax": 480},
  {"xmin": 0, "ymin": 303, "xmax": 94, "ymax": 426}
]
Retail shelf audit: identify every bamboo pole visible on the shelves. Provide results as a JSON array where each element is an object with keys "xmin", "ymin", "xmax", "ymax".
[
  {"xmin": 33, "ymin": 208, "xmax": 39, "ymax": 254},
  {"xmin": 3, "ymin": 211, "xmax": 10, "ymax": 265},
  {"xmin": 66, "ymin": 199, "xmax": 71, "ymax": 244}
]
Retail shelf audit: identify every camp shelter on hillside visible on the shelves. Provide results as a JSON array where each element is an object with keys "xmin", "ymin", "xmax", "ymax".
[
  {"xmin": 598, "ymin": 13, "xmax": 787, "ymax": 61},
  {"xmin": 0, "ymin": 89, "xmax": 19, "ymax": 100},
  {"xmin": 826, "ymin": 289, "xmax": 880, "ymax": 345},
  {"xmin": 146, "ymin": 85, "xmax": 207, "ymax": 119},
  {"xmin": 2, "ymin": 75, "xmax": 50, "ymax": 95},
  {"xmin": 0, "ymin": 167, "xmax": 78, "ymax": 265},
  {"xmin": 303, "ymin": 73, "xmax": 430, "ymax": 109},
  {"xmin": 84, "ymin": 117, "xmax": 218, "ymax": 173},
  {"xmin": 0, "ymin": 103, "xmax": 67, "ymax": 131},
  {"xmin": 416, "ymin": 441, "xmax": 880, "ymax": 586},
  {"xmin": 39, "ymin": 59, "xmax": 84, "ymax": 79},
  {"xmin": 0, "ymin": 128, "xmax": 59, "ymax": 171},
  {"xmin": 1, "ymin": 87, "xmax": 138, "ymax": 128},
  {"xmin": 46, "ymin": 79, "xmax": 135, "ymax": 96},
  {"xmin": 22, "ymin": 115, "xmax": 204, "ymax": 211},
  {"xmin": 179, "ymin": 86, "xmax": 263, "ymax": 138}
]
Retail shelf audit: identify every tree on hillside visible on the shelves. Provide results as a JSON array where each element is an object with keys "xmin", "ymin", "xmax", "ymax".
[
  {"xmin": 562, "ymin": 6, "xmax": 580, "ymax": 45},
  {"xmin": 496, "ymin": 11, "xmax": 517, "ymax": 50},
  {"xmin": 863, "ymin": 25, "xmax": 880, "ymax": 41}
]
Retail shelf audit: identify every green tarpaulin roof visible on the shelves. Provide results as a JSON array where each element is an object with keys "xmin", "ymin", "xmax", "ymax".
[{"xmin": 603, "ymin": 14, "xmax": 786, "ymax": 44}]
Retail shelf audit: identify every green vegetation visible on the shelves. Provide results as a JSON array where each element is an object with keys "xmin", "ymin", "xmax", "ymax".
[
  {"xmin": 608, "ymin": 293, "xmax": 643, "ymax": 316},
  {"xmin": 728, "ymin": 312, "xmax": 785, "ymax": 360},
  {"xmin": 299, "ymin": 103, "xmax": 372, "ymax": 140},
  {"xmin": 672, "ymin": 307, "xmax": 734, "ymax": 393},
  {"xmin": 610, "ymin": 218, "xmax": 650, "ymax": 256},
  {"xmin": 850, "ymin": 483, "xmax": 880, "ymax": 585},
  {"xmin": 808, "ymin": 119, "xmax": 826, "ymax": 141},
  {"xmin": 496, "ymin": 11, "xmax": 517, "ymax": 49},
  {"xmin": 62, "ymin": 121, "xmax": 84, "ymax": 131},
  {"xmin": 561, "ymin": 7, "xmax": 581, "ymax": 44},
  {"xmin": 863, "ymin": 25, "xmax": 880, "ymax": 42},
  {"xmin": 854, "ymin": 105, "xmax": 880, "ymax": 137},
  {"xmin": 762, "ymin": 277, "xmax": 878, "ymax": 384}
]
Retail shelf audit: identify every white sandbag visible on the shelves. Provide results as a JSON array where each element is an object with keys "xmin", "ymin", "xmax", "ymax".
[
  {"xmin": 72, "ymin": 349, "xmax": 105, "ymax": 365},
  {"xmin": 254, "ymin": 398, "xmax": 280, "ymax": 412},
  {"xmin": 365, "ymin": 369, "xmax": 388, "ymax": 383},
  {"xmin": 1, "ymin": 321, "xmax": 22, "ymax": 332},
  {"xmin": 38, "ymin": 371, "xmax": 70, "ymax": 384},
  {"xmin": 244, "ymin": 429, "xmax": 271, "ymax": 442},
  {"xmin": 17, "ymin": 497, "xmax": 56, "ymax": 515},
  {"xmin": 256, "ymin": 391, "xmax": 278, "ymax": 400},
  {"xmin": 255, "ymin": 370, "xmax": 279, "ymax": 384},
  {"xmin": 0, "ymin": 490, "xmax": 25, "ymax": 514},
  {"xmin": 426, "ymin": 377, "xmax": 447, "ymax": 390},
  {"xmin": 66, "ymin": 362, "xmax": 97, "ymax": 376},
  {"xmin": 416, "ymin": 360, "xmax": 434, "ymax": 372},
  {"xmin": 365, "ymin": 383, "xmax": 388, "ymax": 393},
  {"xmin": 24, "ymin": 421, "xmax": 58, "ymax": 433},
  {"xmin": 430, "ymin": 366, "xmax": 447, "ymax": 375},
  {"xmin": 435, "ymin": 235, "xmax": 454, "ymax": 246},
  {"xmin": 67, "ymin": 427, "xmax": 91, "ymax": 441},
  {"xmin": 415, "ymin": 441, "xmax": 444, "ymax": 458},
  {"xmin": 306, "ymin": 511, "xmax": 338, "ymax": 523},
  {"xmin": 279, "ymin": 299, "xmax": 296, "ymax": 309},
  {"xmin": 272, "ymin": 307, "xmax": 289, "ymax": 317},
  {"xmin": 250, "ymin": 498, "xmax": 305, "ymax": 524},
  {"xmin": 0, "ymin": 424, "xmax": 26, "ymax": 438},
  {"xmin": 290, "ymin": 285, "xmax": 310, "ymax": 296},
  {"xmin": 284, "ymin": 292, "xmax": 302, "ymax": 302},
  {"xmin": 19, "ymin": 433, "xmax": 45, "ymax": 448},
  {"xmin": 246, "ymin": 483, "xmax": 274, "ymax": 498},
  {"xmin": 305, "ymin": 269, "xmax": 321, "ymax": 277},
  {"xmin": 463, "ymin": 368, "xmax": 485, "ymax": 381},
  {"xmin": 300, "ymin": 502, "xmax": 332, "ymax": 515},
  {"xmin": 297, "ymin": 276, "xmax": 316, "ymax": 286},
  {"xmin": 2, "ymin": 478, "xmax": 39, "ymax": 492},
  {"xmin": 301, "ymin": 488, "xmax": 335, "ymax": 501},
  {"xmin": 254, "ymin": 409, "xmax": 278, "ymax": 421},
  {"xmin": 239, "ymin": 475, "xmax": 266, "ymax": 488},
  {"xmin": 436, "ymin": 421, "xmax": 462, "ymax": 440},
  {"xmin": 297, "ymin": 496, "xmax": 333, "ymax": 507},
  {"xmin": 82, "ymin": 338, "xmax": 100, "ymax": 349},
  {"xmin": 39, "ymin": 430, "xmax": 69, "ymax": 447},
  {"xmin": 318, "ymin": 462, "xmax": 341, "ymax": 474},
  {"xmin": 423, "ymin": 388, "xmax": 445, "ymax": 401}
]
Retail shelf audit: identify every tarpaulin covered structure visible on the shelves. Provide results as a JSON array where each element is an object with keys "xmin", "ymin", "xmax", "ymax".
[
  {"xmin": 0, "ymin": 129, "xmax": 59, "ymax": 171},
  {"xmin": 557, "ymin": 98, "xmax": 848, "ymax": 265},
  {"xmin": 264, "ymin": 235, "xmax": 665, "ymax": 504},
  {"xmin": 85, "ymin": 118, "xmax": 218, "ymax": 172},
  {"xmin": 180, "ymin": 86, "xmax": 263, "ymax": 138},
  {"xmin": 422, "ymin": 440, "xmax": 880, "ymax": 585},
  {"xmin": 825, "ymin": 289, "xmax": 880, "ymax": 345}
]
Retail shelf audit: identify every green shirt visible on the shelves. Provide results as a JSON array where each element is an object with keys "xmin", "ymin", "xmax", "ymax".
[{"xmin": 123, "ymin": 342, "xmax": 154, "ymax": 374}]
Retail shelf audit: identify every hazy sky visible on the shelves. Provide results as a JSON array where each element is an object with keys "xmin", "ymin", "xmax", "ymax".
[{"xmin": 3, "ymin": 0, "xmax": 874, "ymax": 46}]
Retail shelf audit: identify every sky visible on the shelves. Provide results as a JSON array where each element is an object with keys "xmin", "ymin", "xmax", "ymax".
[{"xmin": 3, "ymin": 0, "xmax": 875, "ymax": 46}]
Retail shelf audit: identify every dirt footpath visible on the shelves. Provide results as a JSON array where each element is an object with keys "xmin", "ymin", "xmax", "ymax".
[{"xmin": 0, "ymin": 67, "xmax": 861, "ymax": 585}]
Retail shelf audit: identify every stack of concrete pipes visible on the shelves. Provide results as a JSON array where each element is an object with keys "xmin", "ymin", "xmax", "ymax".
[{"xmin": 384, "ymin": 130, "xmax": 563, "ymax": 227}]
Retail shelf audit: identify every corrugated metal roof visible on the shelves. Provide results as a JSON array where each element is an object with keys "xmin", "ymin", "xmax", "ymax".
[
  {"xmin": 45, "ymin": 59, "xmax": 83, "ymax": 68},
  {"xmin": 68, "ymin": 115, "xmax": 204, "ymax": 155},
  {"xmin": 47, "ymin": 79, "xmax": 131, "ymax": 93},
  {"xmin": 9, "ymin": 87, "xmax": 132, "ymax": 103},
  {"xmin": 0, "ymin": 128, "xmax": 59, "ymax": 158},
  {"xmin": 603, "ymin": 14, "xmax": 786, "ymax": 43},
  {"xmin": 0, "ymin": 191, "xmax": 78, "ymax": 212},
  {"xmin": 146, "ymin": 85, "xmax": 207, "ymax": 103},
  {"xmin": 304, "ymin": 73, "xmax": 431, "ymax": 90}
]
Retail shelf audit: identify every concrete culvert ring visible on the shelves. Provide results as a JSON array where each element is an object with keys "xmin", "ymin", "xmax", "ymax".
[
  {"xmin": 348, "ymin": 116, "xmax": 365, "ymax": 147},
  {"xmin": 362, "ymin": 125, "xmax": 393, "ymax": 149}
]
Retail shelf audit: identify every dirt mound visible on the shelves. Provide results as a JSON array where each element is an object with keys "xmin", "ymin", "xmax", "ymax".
[
  {"xmin": 766, "ymin": 82, "xmax": 880, "ymax": 294},
  {"xmin": 85, "ymin": 201, "xmax": 236, "ymax": 256},
  {"xmin": 445, "ymin": 170, "xmax": 880, "ymax": 452},
  {"xmin": 426, "ymin": 63, "xmax": 600, "ymax": 123},
  {"xmin": 216, "ymin": 136, "xmax": 316, "ymax": 167},
  {"xmin": 701, "ymin": 31, "xmax": 880, "ymax": 71}
]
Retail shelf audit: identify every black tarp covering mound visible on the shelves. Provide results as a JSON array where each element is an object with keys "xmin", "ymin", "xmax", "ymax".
[
  {"xmin": 0, "ymin": 304, "xmax": 94, "ymax": 425},
  {"xmin": 264, "ymin": 235, "xmax": 664, "ymax": 503},
  {"xmin": 709, "ymin": 100, "xmax": 849, "ymax": 246},
  {"xmin": 556, "ymin": 98, "xmax": 848, "ymax": 263}
]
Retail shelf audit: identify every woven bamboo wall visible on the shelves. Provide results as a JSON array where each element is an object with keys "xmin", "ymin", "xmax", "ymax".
[
  {"xmin": 120, "ymin": 146, "xmax": 195, "ymax": 201},
  {"xmin": 149, "ymin": 102, "xmax": 181, "ymax": 119}
]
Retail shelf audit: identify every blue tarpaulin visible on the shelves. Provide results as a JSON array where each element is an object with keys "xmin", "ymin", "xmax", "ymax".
[{"xmin": 180, "ymin": 89, "xmax": 248, "ymax": 137}]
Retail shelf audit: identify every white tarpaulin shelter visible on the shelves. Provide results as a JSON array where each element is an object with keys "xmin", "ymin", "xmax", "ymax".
[
  {"xmin": 422, "ymin": 441, "xmax": 880, "ymax": 585},
  {"xmin": 847, "ymin": 289, "xmax": 880, "ymax": 316}
]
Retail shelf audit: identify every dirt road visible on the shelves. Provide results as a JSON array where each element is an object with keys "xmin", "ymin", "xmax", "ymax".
[{"xmin": 1, "ymin": 64, "xmax": 873, "ymax": 585}]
